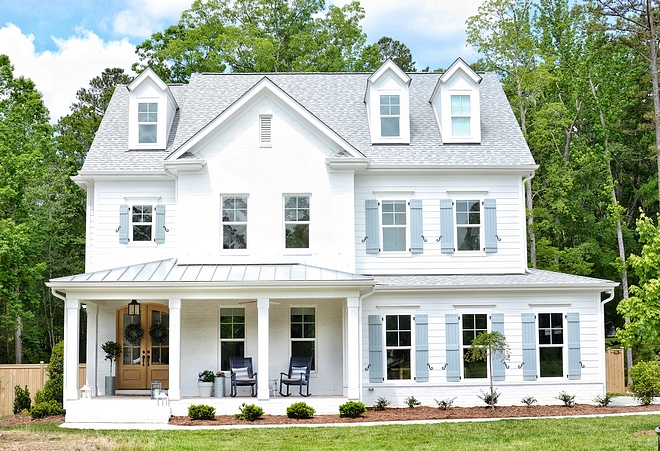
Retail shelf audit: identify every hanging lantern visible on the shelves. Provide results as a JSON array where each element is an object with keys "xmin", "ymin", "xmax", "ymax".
[{"xmin": 128, "ymin": 299, "xmax": 140, "ymax": 316}]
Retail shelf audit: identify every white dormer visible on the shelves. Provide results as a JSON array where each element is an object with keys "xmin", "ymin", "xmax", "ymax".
[
  {"xmin": 127, "ymin": 68, "xmax": 178, "ymax": 150},
  {"xmin": 365, "ymin": 59, "xmax": 411, "ymax": 144},
  {"xmin": 430, "ymin": 58, "xmax": 482, "ymax": 144}
]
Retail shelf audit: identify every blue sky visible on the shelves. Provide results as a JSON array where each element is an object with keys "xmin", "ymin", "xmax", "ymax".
[{"xmin": 0, "ymin": 0, "xmax": 485, "ymax": 121}]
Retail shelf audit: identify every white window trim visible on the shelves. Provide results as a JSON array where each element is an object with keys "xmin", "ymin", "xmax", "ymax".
[
  {"xmin": 289, "ymin": 305, "xmax": 318, "ymax": 374},
  {"xmin": 138, "ymin": 102, "xmax": 159, "ymax": 144},
  {"xmin": 381, "ymin": 311, "xmax": 416, "ymax": 382},
  {"xmin": 221, "ymin": 194, "xmax": 249, "ymax": 254},
  {"xmin": 379, "ymin": 198, "xmax": 410, "ymax": 255},
  {"xmin": 454, "ymin": 198, "xmax": 485, "ymax": 254},
  {"xmin": 218, "ymin": 306, "xmax": 246, "ymax": 372},
  {"xmin": 460, "ymin": 312, "xmax": 490, "ymax": 381},
  {"xmin": 283, "ymin": 194, "xmax": 311, "ymax": 252},
  {"xmin": 536, "ymin": 312, "xmax": 567, "ymax": 379},
  {"xmin": 450, "ymin": 93, "xmax": 472, "ymax": 138},
  {"xmin": 379, "ymin": 94, "xmax": 401, "ymax": 138},
  {"xmin": 129, "ymin": 204, "xmax": 155, "ymax": 244}
]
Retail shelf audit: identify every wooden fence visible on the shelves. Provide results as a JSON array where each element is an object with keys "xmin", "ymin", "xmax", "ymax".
[
  {"xmin": 606, "ymin": 348, "xmax": 626, "ymax": 394},
  {"xmin": 0, "ymin": 363, "xmax": 86, "ymax": 416}
]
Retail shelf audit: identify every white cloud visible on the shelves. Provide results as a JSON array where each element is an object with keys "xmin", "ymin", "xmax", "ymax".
[
  {"xmin": 112, "ymin": 0, "xmax": 192, "ymax": 38},
  {"xmin": 0, "ymin": 23, "xmax": 137, "ymax": 122}
]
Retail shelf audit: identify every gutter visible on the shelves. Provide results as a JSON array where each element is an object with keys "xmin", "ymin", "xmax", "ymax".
[{"xmin": 51, "ymin": 289, "xmax": 66, "ymax": 302}]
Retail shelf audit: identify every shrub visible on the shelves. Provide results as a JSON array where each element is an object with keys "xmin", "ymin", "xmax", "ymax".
[
  {"xmin": 286, "ymin": 402, "xmax": 315, "ymax": 419},
  {"xmin": 235, "ymin": 403, "xmax": 264, "ymax": 421},
  {"xmin": 373, "ymin": 397, "xmax": 391, "ymax": 411},
  {"xmin": 13, "ymin": 385, "xmax": 31, "ymax": 414},
  {"xmin": 188, "ymin": 404, "xmax": 216, "ymax": 420},
  {"xmin": 478, "ymin": 389, "xmax": 500, "ymax": 408},
  {"xmin": 521, "ymin": 396, "xmax": 537, "ymax": 407},
  {"xmin": 556, "ymin": 391, "xmax": 576, "ymax": 407},
  {"xmin": 593, "ymin": 393, "xmax": 613, "ymax": 407},
  {"xmin": 630, "ymin": 360, "xmax": 660, "ymax": 406},
  {"xmin": 338, "ymin": 401, "xmax": 367, "ymax": 418},
  {"xmin": 30, "ymin": 400, "xmax": 63, "ymax": 419},
  {"xmin": 434, "ymin": 397, "xmax": 456, "ymax": 410},
  {"xmin": 39, "ymin": 342, "xmax": 64, "ymax": 405},
  {"xmin": 405, "ymin": 396, "xmax": 421, "ymax": 408}
]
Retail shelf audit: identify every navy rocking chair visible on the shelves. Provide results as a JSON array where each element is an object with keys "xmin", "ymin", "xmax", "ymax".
[
  {"xmin": 229, "ymin": 357, "xmax": 258, "ymax": 397},
  {"xmin": 279, "ymin": 356, "xmax": 312, "ymax": 397}
]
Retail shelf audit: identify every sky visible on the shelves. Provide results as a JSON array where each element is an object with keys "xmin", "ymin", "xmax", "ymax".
[{"xmin": 0, "ymin": 0, "xmax": 485, "ymax": 122}]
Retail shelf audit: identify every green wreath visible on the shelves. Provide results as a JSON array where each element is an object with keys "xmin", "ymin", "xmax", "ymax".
[
  {"xmin": 124, "ymin": 322, "xmax": 144, "ymax": 346},
  {"xmin": 149, "ymin": 321, "xmax": 168, "ymax": 345}
]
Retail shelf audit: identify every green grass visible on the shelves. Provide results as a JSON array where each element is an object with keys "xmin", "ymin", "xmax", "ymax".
[{"xmin": 4, "ymin": 415, "xmax": 660, "ymax": 450}]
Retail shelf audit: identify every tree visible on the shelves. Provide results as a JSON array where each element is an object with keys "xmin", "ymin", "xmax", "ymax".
[
  {"xmin": 101, "ymin": 341, "xmax": 122, "ymax": 376},
  {"xmin": 374, "ymin": 37, "xmax": 416, "ymax": 72},
  {"xmin": 464, "ymin": 331, "xmax": 510, "ymax": 410}
]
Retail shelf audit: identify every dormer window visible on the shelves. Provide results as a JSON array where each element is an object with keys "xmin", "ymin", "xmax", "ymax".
[
  {"xmin": 366, "ymin": 60, "xmax": 411, "ymax": 144},
  {"xmin": 380, "ymin": 95, "xmax": 400, "ymax": 137},
  {"xmin": 138, "ymin": 103, "xmax": 158, "ymax": 144},
  {"xmin": 451, "ymin": 95, "xmax": 471, "ymax": 137}
]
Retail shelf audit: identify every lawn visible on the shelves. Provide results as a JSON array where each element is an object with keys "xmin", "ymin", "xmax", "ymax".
[{"xmin": 4, "ymin": 415, "xmax": 660, "ymax": 450}]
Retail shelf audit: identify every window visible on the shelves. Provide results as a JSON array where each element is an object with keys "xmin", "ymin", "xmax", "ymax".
[
  {"xmin": 138, "ymin": 102, "xmax": 158, "ymax": 144},
  {"xmin": 385, "ymin": 314, "xmax": 411, "ymax": 380},
  {"xmin": 462, "ymin": 314, "xmax": 487, "ymax": 378},
  {"xmin": 131, "ymin": 205, "xmax": 153, "ymax": 241},
  {"xmin": 291, "ymin": 307, "xmax": 315, "ymax": 370},
  {"xmin": 456, "ymin": 200, "xmax": 480, "ymax": 251},
  {"xmin": 538, "ymin": 313, "xmax": 563, "ymax": 377},
  {"xmin": 284, "ymin": 195, "xmax": 310, "ymax": 248},
  {"xmin": 381, "ymin": 200, "xmax": 406, "ymax": 252},
  {"xmin": 380, "ymin": 95, "xmax": 400, "ymax": 137},
  {"xmin": 222, "ymin": 196, "xmax": 247, "ymax": 249},
  {"xmin": 451, "ymin": 95, "xmax": 470, "ymax": 137},
  {"xmin": 220, "ymin": 308, "xmax": 245, "ymax": 371}
]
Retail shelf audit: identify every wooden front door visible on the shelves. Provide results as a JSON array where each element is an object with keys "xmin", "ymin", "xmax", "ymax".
[{"xmin": 116, "ymin": 304, "xmax": 170, "ymax": 389}]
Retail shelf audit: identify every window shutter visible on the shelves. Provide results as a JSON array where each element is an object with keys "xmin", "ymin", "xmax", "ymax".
[
  {"xmin": 491, "ymin": 313, "xmax": 505, "ymax": 381},
  {"xmin": 119, "ymin": 205, "xmax": 129, "ymax": 244},
  {"xmin": 365, "ymin": 200, "xmax": 380, "ymax": 254},
  {"xmin": 440, "ymin": 199, "xmax": 454, "ymax": 253},
  {"xmin": 260, "ymin": 115, "xmax": 272, "ymax": 143},
  {"xmin": 409, "ymin": 199, "xmax": 424, "ymax": 254},
  {"xmin": 567, "ymin": 312, "xmax": 581, "ymax": 380},
  {"xmin": 522, "ymin": 313, "xmax": 537, "ymax": 381},
  {"xmin": 445, "ymin": 314, "xmax": 460, "ymax": 382},
  {"xmin": 484, "ymin": 199, "xmax": 498, "ymax": 253},
  {"xmin": 415, "ymin": 314, "xmax": 429, "ymax": 382},
  {"xmin": 368, "ymin": 315, "xmax": 383, "ymax": 382},
  {"xmin": 155, "ymin": 205, "xmax": 166, "ymax": 244}
]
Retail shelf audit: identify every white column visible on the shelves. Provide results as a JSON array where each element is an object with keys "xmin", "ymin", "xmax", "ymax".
[
  {"xmin": 169, "ymin": 298, "xmax": 182, "ymax": 400},
  {"xmin": 85, "ymin": 303, "xmax": 99, "ymax": 396},
  {"xmin": 257, "ymin": 298, "xmax": 270, "ymax": 400},
  {"xmin": 63, "ymin": 297, "xmax": 80, "ymax": 405},
  {"xmin": 347, "ymin": 297, "xmax": 360, "ymax": 400}
]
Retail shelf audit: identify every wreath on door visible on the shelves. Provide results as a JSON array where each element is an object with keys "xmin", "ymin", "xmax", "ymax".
[
  {"xmin": 124, "ymin": 322, "xmax": 144, "ymax": 346},
  {"xmin": 149, "ymin": 321, "xmax": 168, "ymax": 345}
]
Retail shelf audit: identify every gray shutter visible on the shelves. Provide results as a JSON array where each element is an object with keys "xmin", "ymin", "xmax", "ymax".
[
  {"xmin": 440, "ymin": 199, "xmax": 454, "ymax": 253},
  {"xmin": 410, "ymin": 199, "xmax": 424, "ymax": 254},
  {"xmin": 567, "ymin": 312, "xmax": 581, "ymax": 380},
  {"xmin": 119, "ymin": 204, "xmax": 129, "ymax": 244},
  {"xmin": 445, "ymin": 314, "xmax": 460, "ymax": 382},
  {"xmin": 415, "ymin": 314, "xmax": 429, "ymax": 382},
  {"xmin": 368, "ymin": 315, "xmax": 383, "ymax": 382},
  {"xmin": 491, "ymin": 313, "xmax": 505, "ymax": 381},
  {"xmin": 365, "ymin": 200, "xmax": 380, "ymax": 254},
  {"xmin": 522, "ymin": 313, "xmax": 537, "ymax": 381},
  {"xmin": 155, "ymin": 205, "xmax": 166, "ymax": 244},
  {"xmin": 484, "ymin": 199, "xmax": 498, "ymax": 253}
]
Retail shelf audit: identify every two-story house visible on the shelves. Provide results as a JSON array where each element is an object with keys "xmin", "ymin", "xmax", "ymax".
[{"xmin": 48, "ymin": 58, "xmax": 617, "ymax": 423}]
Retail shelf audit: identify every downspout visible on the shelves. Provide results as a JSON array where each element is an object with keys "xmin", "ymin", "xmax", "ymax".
[
  {"xmin": 357, "ymin": 284, "xmax": 377, "ymax": 401},
  {"xmin": 51, "ymin": 289, "xmax": 66, "ymax": 302}
]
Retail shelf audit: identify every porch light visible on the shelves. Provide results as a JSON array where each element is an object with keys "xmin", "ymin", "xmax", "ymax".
[
  {"xmin": 150, "ymin": 380, "xmax": 162, "ymax": 399},
  {"xmin": 80, "ymin": 384, "xmax": 92, "ymax": 400},
  {"xmin": 128, "ymin": 299, "xmax": 140, "ymax": 316}
]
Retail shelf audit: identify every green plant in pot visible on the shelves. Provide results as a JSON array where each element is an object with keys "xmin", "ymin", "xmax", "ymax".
[
  {"xmin": 197, "ymin": 370, "xmax": 215, "ymax": 397},
  {"xmin": 101, "ymin": 341, "xmax": 123, "ymax": 395}
]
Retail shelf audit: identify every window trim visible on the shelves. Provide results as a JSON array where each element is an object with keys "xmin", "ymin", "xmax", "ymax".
[
  {"xmin": 283, "ymin": 194, "xmax": 311, "ymax": 251},
  {"xmin": 221, "ymin": 195, "xmax": 248, "ymax": 252},
  {"xmin": 380, "ymin": 199, "xmax": 409, "ymax": 253},
  {"xmin": 537, "ymin": 312, "xmax": 566, "ymax": 378},
  {"xmin": 383, "ymin": 313, "xmax": 414, "ymax": 381},
  {"xmin": 290, "ymin": 306, "xmax": 317, "ymax": 373},
  {"xmin": 130, "ymin": 204, "xmax": 155, "ymax": 243},
  {"xmin": 379, "ymin": 94, "xmax": 401, "ymax": 138},
  {"xmin": 450, "ymin": 94, "xmax": 471, "ymax": 138},
  {"xmin": 219, "ymin": 307, "xmax": 246, "ymax": 372},
  {"xmin": 461, "ymin": 313, "xmax": 489, "ymax": 380},
  {"xmin": 137, "ymin": 102, "xmax": 158, "ymax": 144},
  {"xmin": 454, "ymin": 199, "xmax": 483, "ymax": 253}
]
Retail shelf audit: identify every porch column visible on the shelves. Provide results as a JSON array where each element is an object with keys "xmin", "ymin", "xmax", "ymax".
[
  {"xmin": 85, "ymin": 303, "xmax": 99, "ymax": 396},
  {"xmin": 347, "ymin": 297, "xmax": 360, "ymax": 400},
  {"xmin": 257, "ymin": 298, "xmax": 269, "ymax": 400},
  {"xmin": 169, "ymin": 298, "xmax": 182, "ymax": 400},
  {"xmin": 63, "ymin": 297, "xmax": 80, "ymax": 405}
]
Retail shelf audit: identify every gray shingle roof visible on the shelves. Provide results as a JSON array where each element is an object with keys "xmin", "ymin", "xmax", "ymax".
[{"xmin": 82, "ymin": 71, "xmax": 535, "ymax": 172}]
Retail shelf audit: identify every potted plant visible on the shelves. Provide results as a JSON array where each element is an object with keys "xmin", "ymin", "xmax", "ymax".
[
  {"xmin": 101, "ymin": 341, "xmax": 123, "ymax": 395},
  {"xmin": 197, "ymin": 370, "xmax": 215, "ymax": 397},
  {"xmin": 213, "ymin": 371, "xmax": 226, "ymax": 397}
]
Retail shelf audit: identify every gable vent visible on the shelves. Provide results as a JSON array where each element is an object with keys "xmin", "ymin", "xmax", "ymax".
[{"xmin": 260, "ymin": 115, "xmax": 272, "ymax": 145}]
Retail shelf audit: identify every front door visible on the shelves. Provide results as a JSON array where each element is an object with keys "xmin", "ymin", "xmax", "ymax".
[{"xmin": 116, "ymin": 304, "xmax": 169, "ymax": 389}]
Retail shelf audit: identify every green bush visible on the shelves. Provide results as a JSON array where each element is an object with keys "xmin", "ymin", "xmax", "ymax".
[
  {"xmin": 593, "ymin": 393, "xmax": 613, "ymax": 407},
  {"xmin": 188, "ymin": 404, "xmax": 216, "ymax": 420},
  {"xmin": 405, "ymin": 396, "xmax": 421, "ymax": 408},
  {"xmin": 434, "ymin": 397, "xmax": 456, "ymax": 410},
  {"xmin": 373, "ymin": 397, "xmax": 390, "ymax": 411},
  {"xmin": 521, "ymin": 396, "xmax": 537, "ymax": 407},
  {"xmin": 30, "ymin": 400, "xmax": 63, "ymax": 419},
  {"xmin": 478, "ymin": 389, "xmax": 500, "ymax": 408},
  {"xmin": 235, "ymin": 403, "xmax": 264, "ymax": 421},
  {"xmin": 338, "ymin": 401, "xmax": 366, "ymax": 418},
  {"xmin": 286, "ymin": 402, "xmax": 316, "ymax": 419},
  {"xmin": 556, "ymin": 391, "xmax": 576, "ymax": 407},
  {"xmin": 630, "ymin": 360, "xmax": 660, "ymax": 406},
  {"xmin": 39, "ymin": 341, "xmax": 64, "ymax": 405},
  {"xmin": 13, "ymin": 385, "xmax": 31, "ymax": 414}
]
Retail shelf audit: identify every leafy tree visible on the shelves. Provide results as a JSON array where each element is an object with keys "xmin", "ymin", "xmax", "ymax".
[
  {"xmin": 361, "ymin": 36, "xmax": 416, "ymax": 72},
  {"xmin": 464, "ymin": 331, "xmax": 510, "ymax": 411}
]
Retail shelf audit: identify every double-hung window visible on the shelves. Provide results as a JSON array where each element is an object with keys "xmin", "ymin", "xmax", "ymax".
[
  {"xmin": 291, "ymin": 307, "xmax": 315, "ymax": 370},
  {"xmin": 456, "ymin": 200, "xmax": 480, "ymax": 251},
  {"xmin": 538, "ymin": 313, "xmax": 563, "ymax": 377},
  {"xmin": 284, "ymin": 195, "xmax": 310, "ymax": 249},
  {"xmin": 380, "ymin": 95, "xmax": 400, "ymax": 137},
  {"xmin": 451, "ymin": 95, "xmax": 471, "ymax": 137},
  {"xmin": 462, "ymin": 314, "xmax": 487, "ymax": 378},
  {"xmin": 381, "ymin": 200, "xmax": 407, "ymax": 252},
  {"xmin": 138, "ymin": 102, "xmax": 158, "ymax": 144},
  {"xmin": 385, "ymin": 314, "xmax": 412, "ymax": 380},
  {"xmin": 131, "ymin": 205, "xmax": 153, "ymax": 241},
  {"xmin": 222, "ymin": 196, "xmax": 248, "ymax": 249},
  {"xmin": 220, "ymin": 308, "xmax": 245, "ymax": 371}
]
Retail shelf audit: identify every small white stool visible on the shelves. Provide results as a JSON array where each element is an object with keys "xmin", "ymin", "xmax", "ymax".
[{"xmin": 270, "ymin": 379, "xmax": 279, "ymax": 397}]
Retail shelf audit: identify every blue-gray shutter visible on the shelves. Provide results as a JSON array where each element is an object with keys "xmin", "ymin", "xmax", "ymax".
[
  {"xmin": 415, "ymin": 314, "xmax": 429, "ymax": 382},
  {"xmin": 491, "ymin": 313, "xmax": 506, "ymax": 381},
  {"xmin": 368, "ymin": 315, "xmax": 383, "ymax": 382},
  {"xmin": 567, "ymin": 312, "xmax": 581, "ymax": 380},
  {"xmin": 155, "ymin": 205, "xmax": 166, "ymax": 244},
  {"xmin": 409, "ymin": 199, "xmax": 424, "ymax": 254},
  {"xmin": 365, "ymin": 200, "xmax": 380, "ymax": 254},
  {"xmin": 440, "ymin": 199, "xmax": 454, "ymax": 253},
  {"xmin": 522, "ymin": 313, "xmax": 537, "ymax": 381},
  {"xmin": 445, "ymin": 314, "xmax": 460, "ymax": 382},
  {"xmin": 119, "ymin": 204, "xmax": 129, "ymax": 244},
  {"xmin": 484, "ymin": 199, "xmax": 498, "ymax": 253}
]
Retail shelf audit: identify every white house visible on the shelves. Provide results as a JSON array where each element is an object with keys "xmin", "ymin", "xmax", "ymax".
[{"xmin": 48, "ymin": 58, "xmax": 617, "ymax": 423}]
